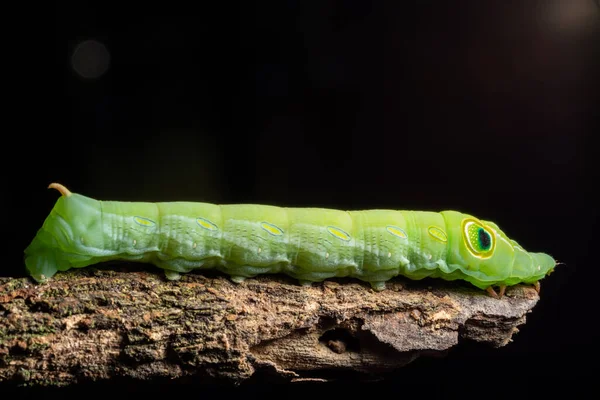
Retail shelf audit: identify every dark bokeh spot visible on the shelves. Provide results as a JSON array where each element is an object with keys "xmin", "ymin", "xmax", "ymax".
[{"xmin": 71, "ymin": 39, "xmax": 111, "ymax": 79}]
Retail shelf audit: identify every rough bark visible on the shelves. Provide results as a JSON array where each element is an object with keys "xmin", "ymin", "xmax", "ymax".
[{"xmin": 0, "ymin": 266, "xmax": 539, "ymax": 386}]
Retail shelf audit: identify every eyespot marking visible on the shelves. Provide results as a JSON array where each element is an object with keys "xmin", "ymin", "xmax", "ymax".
[
  {"xmin": 327, "ymin": 226, "xmax": 351, "ymax": 241},
  {"xmin": 386, "ymin": 225, "xmax": 407, "ymax": 239},
  {"xmin": 428, "ymin": 226, "xmax": 448, "ymax": 242},
  {"xmin": 461, "ymin": 218, "xmax": 496, "ymax": 259},
  {"xmin": 196, "ymin": 217, "xmax": 218, "ymax": 231},
  {"xmin": 134, "ymin": 216, "xmax": 156, "ymax": 227},
  {"xmin": 261, "ymin": 222, "xmax": 284, "ymax": 236}
]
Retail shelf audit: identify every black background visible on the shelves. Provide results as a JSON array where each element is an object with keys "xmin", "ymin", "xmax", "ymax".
[{"xmin": 6, "ymin": 0, "xmax": 599, "ymax": 397}]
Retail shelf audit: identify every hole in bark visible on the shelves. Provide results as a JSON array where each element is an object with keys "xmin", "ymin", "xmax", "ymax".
[
  {"xmin": 10, "ymin": 341, "xmax": 28, "ymax": 355},
  {"xmin": 319, "ymin": 328, "xmax": 360, "ymax": 353}
]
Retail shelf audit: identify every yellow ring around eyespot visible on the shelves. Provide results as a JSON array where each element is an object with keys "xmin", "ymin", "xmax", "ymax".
[
  {"xmin": 196, "ymin": 217, "xmax": 218, "ymax": 231},
  {"xmin": 261, "ymin": 221, "xmax": 284, "ymax": 236},
  {"xmin": 386, "ymin": 225, "xmax": 408, "ymax": 239},
  {"xmin": 134, "ymin": 216, "xmax": 156, "ymax": 227},
  {"xmin": 327, "ymin": 226, "xmax": 351, "ymax": 242},
  {"xmin": 428, "ymin": 226, "xmax": 448, "ymax": 242},
  {"xmin": 461, "ymin": 218, "xmax": 496, "ymax": 259}
]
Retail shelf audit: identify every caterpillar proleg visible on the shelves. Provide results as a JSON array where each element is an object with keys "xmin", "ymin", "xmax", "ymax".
[{"xmin": 24, "ymin": 183, "xmax": 558, "ymax": 297}]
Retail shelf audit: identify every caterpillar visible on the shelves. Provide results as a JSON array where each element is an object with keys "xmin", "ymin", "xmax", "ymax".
[{"xmin": 24, "ymin": 183, "xmax": 558, "ymax": 298}]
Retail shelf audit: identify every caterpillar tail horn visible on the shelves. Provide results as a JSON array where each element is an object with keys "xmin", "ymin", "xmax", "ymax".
[{"xmin": 48, "ymin": 182, "xmax": 72, "ymax": 197}]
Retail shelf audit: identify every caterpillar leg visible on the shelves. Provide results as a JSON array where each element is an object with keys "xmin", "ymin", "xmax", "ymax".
[
  {"xmin": 498, "ymin": 285, "xmax": 506, "ymax": 298},
  {"xmin": 533, "ymin": 281, "xmax": 541, "ymax": 294},
  {"xmin": 485, "ymin": 285, "xmax": 507, "ymax": 298},
  {"xmin": 155, "ymin": 259, "xmax": 192, "ymax": 281},
  {"xmin": 289, "ymin": 271, "xmax": 335, "ymax": 285},
  {"xmin": 24, "ymin": 252, "xmax": 59, "ymax": 283},
  {"xmin": 486, "ymin": 286, "xmax": 499, "ymax": 298},
  {"xmin": 219, "ymin": 263, "xmax": 276, "ymax": 280},
  {"xmin": 164, "ymin": 270, "xmax": 182, "ymax": 281},
  {"xmin": 370, "ymin": 281, "xmax": 387, "ymax": 292}
]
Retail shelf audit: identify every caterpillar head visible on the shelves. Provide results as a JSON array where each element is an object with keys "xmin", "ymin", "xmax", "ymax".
[
  {"xmin": 442, "ymin": 211, "xmax": 556, "ymax": 286},
  {"xmin": 24, "ymin": 183, "xmax": 104, "ymax": 282}
]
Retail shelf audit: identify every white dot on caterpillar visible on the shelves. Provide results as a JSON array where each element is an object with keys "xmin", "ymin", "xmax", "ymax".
[
  {"xmin": 133, "ymin": 239, "xmax": 137, "ymax": 246},
  {"xmin": 326, "ymin": 252, "xmax": 330, "ymax": 259},
  {"xmin": 258, "ymin": 247, "xmax": 262, "ymax": 253},
  {"xmin": 193, "ymin": 242, "xmax": 197, "ymax": 249},
  {"xmin": 80, "ymin": 237, "xmax": 85, "ymax": 244},
  {"xmin": 427, "ymin": 254, "xmax": 432, "ymax": 260},
  {"xmin": 537, "ymin": 265, "xmax": 541, "ymax": 271},
  {"xmin": 388, "ymin": 252, "xmax": 391, "ymax": 258}
]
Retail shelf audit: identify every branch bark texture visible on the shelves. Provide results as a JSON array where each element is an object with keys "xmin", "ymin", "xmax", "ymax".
[{"xmin": 0, "ymin": 267, "xmax": 539, "ymax": 386}]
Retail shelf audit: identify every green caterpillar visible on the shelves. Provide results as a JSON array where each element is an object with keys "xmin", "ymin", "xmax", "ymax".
[{"xmin": 24, "ymin": 183, "xmax": 557, "ymax": 298}]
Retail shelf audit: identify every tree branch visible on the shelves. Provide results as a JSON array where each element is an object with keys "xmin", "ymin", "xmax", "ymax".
[{"xmin": 0, "ymin": 266, "xmax": 539, "ymax": 386}]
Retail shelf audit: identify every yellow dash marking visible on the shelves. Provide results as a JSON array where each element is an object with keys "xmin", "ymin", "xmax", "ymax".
[
  {"xmin": 193, "ymin": 243, "xmax": 197, "ymax": 249},
  {"xmin": 260, "ymin": 222, "xmax": 284, "ymax": 236},
  {"xmin": 386, "ymin": 225, "xmax": 408, "ymax": 239},
  {"xmin": 80, "ymin": 237, "xmax": 85, "ymax": 244},
  {"xmin": 258, "ymin": 247, "xmax": 262, "ymax": 253},
  {"xmin": 327, "ymin": 226, "xmax": 351, "ymax": 241},
  {"xmin": 134, "ymin": 216, "xmax": 156, "ymax": 227},
  {"xmin": 428, "ymin": 226, "xmax": 448, "ymax": 242},
  {"xmin": 133, "ymin": 240, "xmax": 137, "ymax": 246},
  {"xmin": 388, "ymin": 252, "xmax": 392, "ymax": 258},
  {"xmin": 196, "ymin": 217, "xmax": 218, "ymax": 231},
  {"xmin": 326, "ymin": 252, "xmax": 330, "ymax": 259}
]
